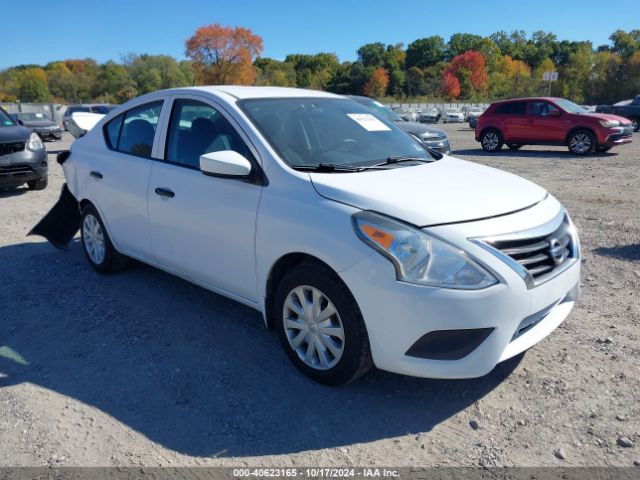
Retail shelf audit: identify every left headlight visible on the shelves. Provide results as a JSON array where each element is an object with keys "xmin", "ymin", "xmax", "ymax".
[
  {"xmin": 352, "ymin": 211, "xmax": 498, "ymax": 289},
  {"xmin": 27, "ymin": 132, "xmax": 44, "ymax": 151},
  {"xmin": 599, "ymin": 120, "xmax": 620, "ymax": 128}
]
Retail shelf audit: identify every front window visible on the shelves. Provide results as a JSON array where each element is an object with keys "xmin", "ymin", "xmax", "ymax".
[
  {"xmin": 529, "ymin": 101, "xmax": 559, "ymax": 116},
  {"xmin": 0, "ymin": 108, "xmax": 14, "ymax": 126},
  {"xmin": 165, "ymin": 99, "xmax": 253, "ymax": 169},
  {"xmin": 553, "ymin": 99, "xmax": 587, "ymax": 114},
  {"xmin": 240, "ymin": 98, "xmax": 430, "ymax": 168}
]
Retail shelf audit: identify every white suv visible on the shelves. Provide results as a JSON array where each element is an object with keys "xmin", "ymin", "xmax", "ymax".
[{"xmin": 44, "ymin": 86, "xmax": 580, "ymax": 385}]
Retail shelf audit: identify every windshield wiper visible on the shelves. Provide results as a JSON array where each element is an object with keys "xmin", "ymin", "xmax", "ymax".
[
  {"xmin": 370, "ymin": 156, "xmax": 438, "ymax": 168},
  {"xmin": 291, "ymin": 163, "xmax": 365, "ymax": 173}
]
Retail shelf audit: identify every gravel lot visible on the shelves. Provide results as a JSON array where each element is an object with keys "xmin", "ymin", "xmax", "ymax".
[{"xmin": 0, "ymin": 126, "xmax": 638, "ymax": 468}]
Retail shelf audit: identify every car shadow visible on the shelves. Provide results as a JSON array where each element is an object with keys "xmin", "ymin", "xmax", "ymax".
[
  {"xmin": 593, "ymin": 244, "xmax": 640, "ymax": 262},
  {"xmin": 0, "ymin": 186, "xmax": 28, "ymax": 198},
  {"xmin": 453, "ymin": 148, "xmax": 617, "ymax": 159},
  {"xmin": 0, "ymin": 240, "xmax": 522, "ymax": 458}
]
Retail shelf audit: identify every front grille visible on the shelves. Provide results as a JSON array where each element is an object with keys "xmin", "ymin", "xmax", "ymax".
[
  {"xmin": 0, "ymin": 164, "xmax": 34, "ymax": 176},
  {"xmin": 0, "ymin": 141, "xmax": 26, "ymax": 156},
  {"xmin": 483, "ymin": 214, "xmax": 576, "ymax": 286}
]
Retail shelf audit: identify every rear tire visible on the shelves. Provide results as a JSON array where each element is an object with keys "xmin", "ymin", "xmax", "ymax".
[
  {"xmin": 27, "ymin": 176, "xmax": 48, "ymax": 190},
  {"xmin": 81, "ymin": 204, "xmax": 129, "ymax": 274},
  {"xmin": 630, "ymin": 117, "xmax": 639, "ymax": 132},
  {"xmin": 480, "ymin": 129, "xmax": 503, "ymax": 152},
  {"xmin": 567, "ymin": 130, "xmax": 595, "ymax": 155},
  {"xmin": 507, "ymin": 143, "xmax": 522, "ymax": 150},
  {"xmin": 273, "ymin": 262, "xmax": 373, "ymax": 385}
]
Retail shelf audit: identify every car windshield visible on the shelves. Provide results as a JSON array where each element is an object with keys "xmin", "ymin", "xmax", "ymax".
[
  {"xmin": 554, "ymin": 99, "xmax": 587, "ymax": 114},
  {"xmin": 240, "ymin": 98, "xmax": 431, "ymax": 168},
  {"xmin": 0, "ymin": 109, "xmax": 14, "ymax": 126},
  {"xmin": 358, "ymin": 99, "xmax": 402, "ymax": 123},
  {"xmin": 18, "ymin": 112, "xmax": 51, "ymax": 121}
]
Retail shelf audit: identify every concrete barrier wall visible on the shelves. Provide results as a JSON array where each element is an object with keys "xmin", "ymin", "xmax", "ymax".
[{"xmin": 0, "ymin": 103, "xmax": 67, "ymax": 124}]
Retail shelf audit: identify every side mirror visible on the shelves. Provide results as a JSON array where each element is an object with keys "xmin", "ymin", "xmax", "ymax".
[
  {"xmin": 16, "ymin": 118, "xmax": 24, "ymax": 126},
  {"xmin": 549, "ymin": 109, "xmax": 561, "ymax": 117},
  {"xmin": 200, "ymin": 150, "xmax": 252, "ymax": 178}
]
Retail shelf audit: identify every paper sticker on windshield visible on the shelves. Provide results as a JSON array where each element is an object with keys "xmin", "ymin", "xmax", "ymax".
[{"xmin": 347, "ymin": 113, "xmax": 390, "ymax": 131}]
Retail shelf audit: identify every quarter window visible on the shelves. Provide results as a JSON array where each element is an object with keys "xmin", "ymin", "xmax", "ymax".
[
  {"xmin": 493, "ymin": 102, "xmax": 527, "ymax": 115},
  {"xmin": 165, "ymin": 99, "xmax": 252, "ymax": 169},
  {"xmin": 103, "ymin": 101, "xmax": 163, "ymax": 158}
]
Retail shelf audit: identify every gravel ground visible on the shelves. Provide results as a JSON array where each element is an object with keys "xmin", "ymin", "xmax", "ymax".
[{"xmin": 0, "ymin": 127, "xmax": 638, "ymax": 468}]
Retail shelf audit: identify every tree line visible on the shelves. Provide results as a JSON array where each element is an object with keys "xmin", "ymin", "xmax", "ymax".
[{"xmin": 1, "ymin": 26, "xmax": 638, "ymax": 105}]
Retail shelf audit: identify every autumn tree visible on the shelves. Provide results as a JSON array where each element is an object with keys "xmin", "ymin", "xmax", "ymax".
[
  {"xmin": 17, "ymin": 68, "xmax": 50, "ymax": 102},
  {"xmin": 442, "ymin": 72, "xmax": 461, "ymax": 99},
  {"xmin": 443, "ymin": 51, "xmax": 488, "ymax": 99},
  {"xmin": 186, "ymin": 24, "xmax": 263, "ymax": 85},
  {"xmin": 363, "ymin": 67, "xmax": 389, "ymax": 97}
]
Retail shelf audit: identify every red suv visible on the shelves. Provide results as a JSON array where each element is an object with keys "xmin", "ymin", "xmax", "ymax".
[{"xmin": 475, "ymin": 97, "xmax": 634, "ymax": 155}]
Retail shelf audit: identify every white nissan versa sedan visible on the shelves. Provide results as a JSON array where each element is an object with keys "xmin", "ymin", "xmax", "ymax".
[{"xmin": 40, "ymin": 86, "xmax": 580, "ymax": 385}]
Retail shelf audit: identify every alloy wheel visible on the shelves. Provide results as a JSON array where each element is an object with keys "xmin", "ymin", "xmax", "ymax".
[
  {"xmin": 482, "ymin": 132, "xmax": 500, "ymax": 150},
  {"xmin": 282, "ymin": 285, "xmax": 345, "ymax": 370},
  {"xmin": 569, "ymin": 133, "xmax": 592, "ymax": 154},
  {"xmin": 83, "ymin": 214, "xmax": 106, "ymax": 264}
]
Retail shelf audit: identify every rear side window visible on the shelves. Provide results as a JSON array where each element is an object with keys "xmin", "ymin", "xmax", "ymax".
[
  {"xmin": 103, "ymin": 101, "xmax": 163, "ymax": 158},
  {"xmin": 493, "ymin": 102, "xmax": 527, "ymax": 115}
]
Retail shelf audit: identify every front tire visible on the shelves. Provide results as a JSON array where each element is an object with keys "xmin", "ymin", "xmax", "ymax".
[
  {"xmin": 567, "ymin": 130, "xmax": 595, "ymax": 155},
  {"xmin": 274, "ymin": 263, "xmax": 372, "ymax": 385},
  {"xmin": 629, "ymin": 117, "xmax": 639, "ymax": 132},
  {"xmin": 27, "ymin": 176, "xmax": 48, "ymax": 190},
  {"xmin": 480, "ymin": 129, "xmax": 503, "ymax": 152},
  {"xmin": 81, "ymin": 204, "xmax": 129, "ymax": 274}
]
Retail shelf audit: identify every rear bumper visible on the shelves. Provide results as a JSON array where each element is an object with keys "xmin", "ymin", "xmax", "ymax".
[{"xmin": 0, "ymin": 149, "xmax": 48, "ymax": 187}]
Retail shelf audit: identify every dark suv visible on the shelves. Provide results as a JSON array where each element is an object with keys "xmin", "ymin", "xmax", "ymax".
[
  {"xmin": 476, "ymin": 97, "xmax": 633, "ymax": 155},
  {"xmin": 0, "ymin": 107, "xmax": 48, "ymax": 190}
]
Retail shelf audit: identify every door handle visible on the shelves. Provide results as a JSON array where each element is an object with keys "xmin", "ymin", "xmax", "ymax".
[
  {"xmin": 89, "ymin": 171, "xmax": 103, "ymax": 180},
  {"xmin": 154, "ymin": 187, "xmax": 175, "ymax": 198}
]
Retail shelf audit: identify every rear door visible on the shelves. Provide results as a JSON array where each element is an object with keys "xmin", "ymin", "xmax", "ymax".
[
  {"xmin": 526, "ymin": 100, "xmax": 565, "ymax": 143},
  {"xmin": 147, "ymin": 95, "xmax": 262, "ymax": 302},
  {"xmin": 493, "ymin": 101, "xmax": 528, "ymax": 142},
  {"xmin": 88, "ymin": 100, "xmax": 164, "ymax": 258}
]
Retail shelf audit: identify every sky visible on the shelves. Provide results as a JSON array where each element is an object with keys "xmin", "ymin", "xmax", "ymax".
[{"xmin": 1, "ymin": 0, "xmax": 638, "ymax": 69}]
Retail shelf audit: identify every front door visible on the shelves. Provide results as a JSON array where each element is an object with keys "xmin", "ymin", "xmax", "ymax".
[
  {"xmin": 147, "ymin": 97, "xmax": 262, "ymax": 302},
  {"xmin": 526, "ymin": 101, "xmax": 566, "ymax": 143}
]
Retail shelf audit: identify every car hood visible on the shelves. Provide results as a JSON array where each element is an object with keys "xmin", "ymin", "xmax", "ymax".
[
  {"xmin": 310, "ymin": 157, "xmax": 547, "ymax": 226},
  {"xmin": 0, "ymin": 125, "xmax": 32, "ymax": 143},
  {"xmin": 23, "ymin": 120, "xmax": 57, "ymax": 128},
  {"xmin": 581, "ymin": 112, "xmax": 633, "ymax": 125},
  {"xmin": 395, "ymin": 121, "xmax": 446, "ymax": 137}
]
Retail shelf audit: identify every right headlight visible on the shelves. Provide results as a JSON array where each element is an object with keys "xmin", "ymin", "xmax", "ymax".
[{"xmin": 352, "ymin": 211, "xmax": 498, "ymax": 290}]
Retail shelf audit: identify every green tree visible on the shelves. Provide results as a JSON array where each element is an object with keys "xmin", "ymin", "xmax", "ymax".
[
  {"xmin": 406, "ymin": 36, "xmax": 445, "ymax": 69},
  {"xmin": 285, "ymin": 53, "xmax": 340, "ymax": 89},
  {"xmin": 447, "ymin": 33, "xmax": 483, "ymax": 58},
  {"xmin": 357, "ymin": 42, "xmax": 386, "ymax": 67},
  {"xmin": 254, "ymin": 57, "xmax": 296, "ymax": 86},
  {"xmin": 17, "ymin": 68, "xmax": 50, "ymax": 102}
]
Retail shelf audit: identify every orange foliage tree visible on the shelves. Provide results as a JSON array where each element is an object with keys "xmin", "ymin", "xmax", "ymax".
[
  {"xmin": 363, "ymin": 67, "xmax": 389, "ymax": 97},
  {"xmin": 186, "ymin": 24, "xmax": 263, "ymax": 85},
  {"xmin": 442, "ymin": 50, "xmax": 488, "ymax": 99},
  {"xmin": 442, "ymin": 72, "xmax": 461, "ymax": 98}
]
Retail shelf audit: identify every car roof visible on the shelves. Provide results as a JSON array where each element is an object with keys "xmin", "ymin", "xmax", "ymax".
[
  {"xmin": 188, "ymin": 85, "xmax": 341, "ymax": 100},
  {"xmin": 491, "ymin": 97, "xmax": 561, "ymax": 104}
]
